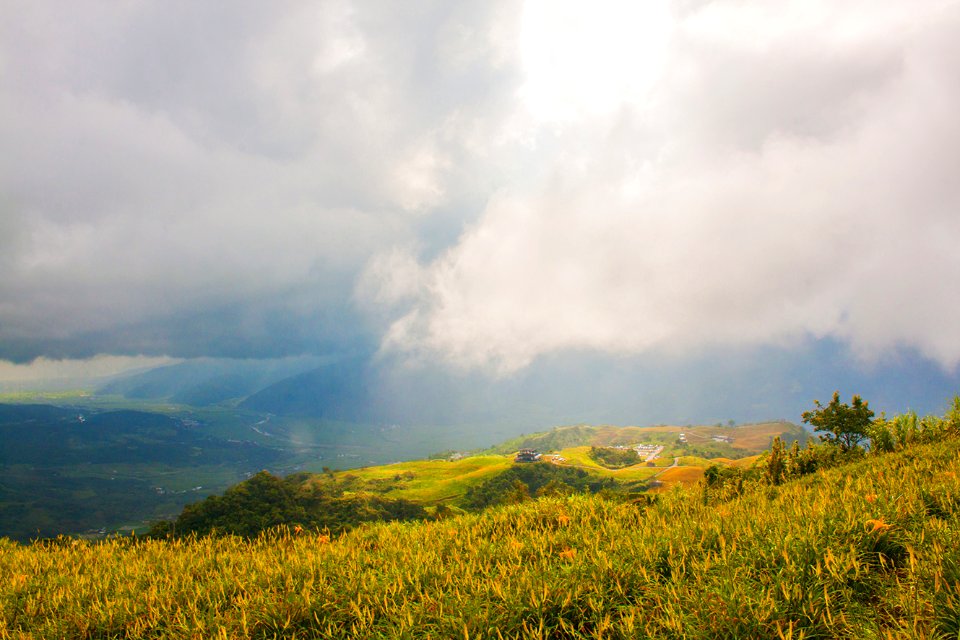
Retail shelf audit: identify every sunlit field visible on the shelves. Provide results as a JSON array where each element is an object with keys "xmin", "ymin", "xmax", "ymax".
[
  {"xmin": 651, "ymin": 466, "xmax": 705, "ymax": 488},
  {"xmin": 4, "ymin": 429, "xmax": 960, "ymax": 638}
]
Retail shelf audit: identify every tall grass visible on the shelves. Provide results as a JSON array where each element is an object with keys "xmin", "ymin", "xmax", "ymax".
[{"xmin": 3, "ymin": 431, "xmax": 960, "ymax": 638}]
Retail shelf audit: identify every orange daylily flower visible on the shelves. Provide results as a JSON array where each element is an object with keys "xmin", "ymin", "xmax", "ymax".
[
  {"xmin": 865, "ymin": 518, "xmax": 892, "ymax": 534},
  {"xmin": 864, "ymin": 494, "xmax": 877, "ymax": 504},
  {"xmin": 559, "ymin": 548, "xmax": 576, "ymax": 560},
  {"xmin": 557, "ymin": 514, "xmax": 570, "ymax": 527}
]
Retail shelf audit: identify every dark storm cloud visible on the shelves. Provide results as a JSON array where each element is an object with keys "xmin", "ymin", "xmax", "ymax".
[{"xmin": 0, "ymin": 0, "xmax": 522, "ymax": 363}]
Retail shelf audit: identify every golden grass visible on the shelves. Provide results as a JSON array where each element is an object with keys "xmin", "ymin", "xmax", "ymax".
[
  {"xmin": 324, "ymin": 455, "xmax": 513, "ymax": 503},
  {"xmin": 607, "ymin": 465, "xmax": 662, "ymax": 482},
  {"xmin": 724, "ymin": 422, "xmax": 790, "ymax": 449},
  {"xmin": 676, "ymin": 456, "xmax": 713, "ymax": 468},
  {"xmin": 656, "ymin": 466, "xmax": 706, "ymax": 485},
  {"xmin": 5, "ymin": 436, "xmax": 959, "ymax": 638},
  {"xmin": 552, "ymin": 446, "xmax": 604, "ymax": 470}
]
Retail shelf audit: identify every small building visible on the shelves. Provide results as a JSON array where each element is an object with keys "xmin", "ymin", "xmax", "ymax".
[{"xmin": 514, "ymin": 449, "xmax": 542, "ymax": 463}]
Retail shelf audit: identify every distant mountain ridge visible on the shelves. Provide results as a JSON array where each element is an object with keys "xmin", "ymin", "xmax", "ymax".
[
  {"xmin": 95, "ymin": 343, "xmax": 960, "ymax": 429},
  {"xmin": 239, "ymin": 358, "xmax": 372, "ymax": 419},
  {"xmin": 99, "ymin": 356, "xmax": 330, "ymax": 406}
]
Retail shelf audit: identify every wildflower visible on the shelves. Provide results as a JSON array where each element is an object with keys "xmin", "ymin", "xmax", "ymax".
[
  {"xmin": 317, "ymin": 534, "xmax": 331, "ymax": 544},
  {"xmin": 293, "ymin": 525, "xmax": 303, "ymax": 535},
  {"xmin": 865, "ymin": 494, "xmax": 877, "ymax": 504},
  {"xmin": 559, "ymin": 548, "xmax": 576, "ymax": 560},
  {"xmin": 557, "ymin": 514, "xmax": 570, "ymax": 527},
  {"xmin": 865, "ymin": 518, "xmax": 892, "ymax": 534}
]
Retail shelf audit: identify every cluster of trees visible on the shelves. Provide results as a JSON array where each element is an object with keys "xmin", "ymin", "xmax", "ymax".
[
  {"xmin": 462, "ymin": 463, "xmax": 616, "ymax": 510},
  {"xmin": 149, "ymin": 471, "xmax": 425, "ymax": 538},
  {"xmin": 705, "ymin": 392, "xmax": 960, "ymax": 505},
  {"xmin": 588, "ymin": 446, "xmax": 640, "ymax": 469}
]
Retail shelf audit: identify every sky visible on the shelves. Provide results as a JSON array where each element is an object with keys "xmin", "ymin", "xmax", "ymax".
[{"xmin": 2, "ymin": 1, "xmax": 959, "ymax": 420}]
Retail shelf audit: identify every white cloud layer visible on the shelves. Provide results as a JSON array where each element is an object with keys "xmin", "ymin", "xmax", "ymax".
[{"xmin": 367, "ymin": 0, "xmax": 960, "ymax": 373}]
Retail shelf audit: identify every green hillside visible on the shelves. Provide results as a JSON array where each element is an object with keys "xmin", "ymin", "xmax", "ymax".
[
  {"xmin": 4, "ymin": 397, "xmax": 959, "ymax": 638},
  {"xmin": 0, "ymin": 404, "xmax": 292, "ymax": 541},
  {"xmin": 143, "ymin": 420, "xmax": 802, "ymax": 537},
  {"xmin": 320, "ymin": 421, "xmax": 803, "ymax": 501}
]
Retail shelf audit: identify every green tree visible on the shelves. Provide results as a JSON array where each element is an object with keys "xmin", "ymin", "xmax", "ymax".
[
  {"xmin": 765, "ymin": 436, "xmax": 786, "ymax": 485},
  {"xmin": 786, "ymin": 439, "xmax": 801, "ymax": 477},
  {"xmin": 802, "ymin": 392, "xmax": 874, "ymax": 452}
]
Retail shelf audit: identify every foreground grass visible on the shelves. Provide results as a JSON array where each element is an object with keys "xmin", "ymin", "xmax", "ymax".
[{"xmin": 3, "ymin": 439, "xmax": 960, "ymax": 639}]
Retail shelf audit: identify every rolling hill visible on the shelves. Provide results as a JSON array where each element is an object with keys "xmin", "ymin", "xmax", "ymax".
[
  {"xmin": 147, "ymin": 420, "xmax": 805, "ymax": 539},
  {"xmin": 3, "ymin": 412, "xmax": 959, "ymax": 638}
]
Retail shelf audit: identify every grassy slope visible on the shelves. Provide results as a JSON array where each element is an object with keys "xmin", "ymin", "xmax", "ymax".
[
  {"xmin": 327, "ymin": 447, "xmax": 704, "ymax": 506},
  {"xmin": 3, "ymin": 437, "xmax": 959, "ymax": 638},
  {"xmin": 328, "ymin": 422, "xmax": 793, "ymax": 506},
  {"xmin": 653, "ymin": 466, "xmax": 706, "ymax": 487},
  {"xmin": 331, "ymin": 456, "xmax": 514, "ymax": 504}
]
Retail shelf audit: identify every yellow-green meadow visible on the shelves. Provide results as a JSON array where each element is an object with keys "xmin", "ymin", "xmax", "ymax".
[{"xmin": 4, "ymin": 413, "xmax": 960, "ymax": 638}]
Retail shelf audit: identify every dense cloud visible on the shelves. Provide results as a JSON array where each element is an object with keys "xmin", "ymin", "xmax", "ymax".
[
  {"xmin": 366, "ymin": 0, "xmax": 960, "ymax": 373},
  {"xmin": 2, "ymin": 0, "xmax": 959, "ymax": 383},
  {"xmin": 0, "ymin": 0, "xmax": 519, "ymax": 361}
]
